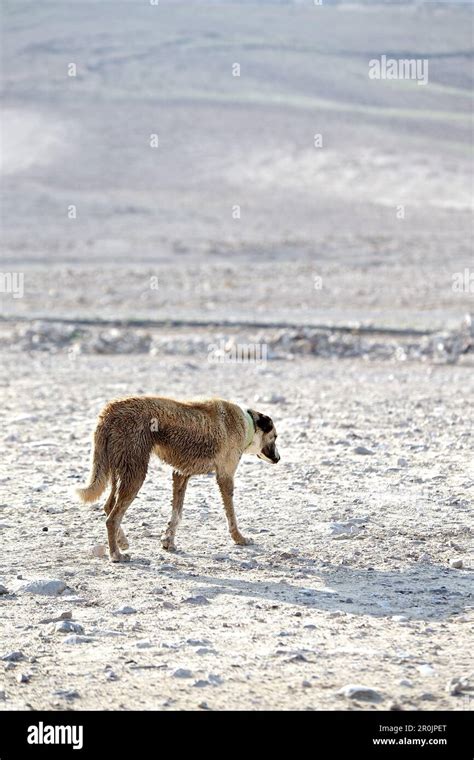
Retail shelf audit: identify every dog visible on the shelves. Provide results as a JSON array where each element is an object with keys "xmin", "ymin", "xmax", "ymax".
[{"xmin": 77, "ymin": 396, "xmax": 279, "ymax": 562}]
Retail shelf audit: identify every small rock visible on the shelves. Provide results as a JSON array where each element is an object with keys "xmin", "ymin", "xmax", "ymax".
[
  {"xmin": 302, "ymin": 680, "xmax": 312, "ymax": 688},
  {"xmin": 106, "ymin": 670, "xmax": 118, "ymax": 681},
  {"xmin": 113, "ymin": 605, "xmax": 136, "ymax": 615},
  {"xmin": 1, "ymin": 651, "xmax": 25, "ymax": 662},
  {"xmin": 420, "ymin": 692, "xmax": 436, "ymax": 701},
  {"xmin": 397, "ymin": 458, "xmax": 408, "ymax": 467},
  {"xmin": 183, "ymin": 595, "xmax": 210, "ymax": 606},
  {"xmin": 17, "ymin": 673, "xmax": 30, "ymax": 684},
  {"xmin": 450, "ymin": 559, "xmax": 463, "ymax": 569},
  {"xmin": 173, "ymin": 668, "xmax": 193, "ymax": 679},
  {"xmin": 0, "ymin": 584, "xmax": 9, "ymax": 595},
  {"xmin": 399, "ymin": 679, "xmax": 413, "ymax": 688},
  {"xmin": 63, "ymin": 635, "xmax": 94, "ymax": 645},
  {"xmin": 53, "ymin": 689, "xmax": 80, "ymax": 700},
  {"xmin": 135, "ymin": 640, "xmax": 152, "ymax": 649},
  {"xmin": 193, "ymin": 679, "xmax": 210, "ymax": 688},
  {"xmin": 417, "ymin": 664, "xmax": 436, "ymax": 677},
  {"xmin": 446, "ymin": 677, "xmax": 470, "ymax": 696},
  {"xmin": 254, "ymin": 393, "xmax": 286, "ymax": 404},
  {"xmin": 337, "ymin": 684, "xmax": 382, "ymax": 701},
  {"xmin": 39, "ymin": 610, "xmax": 73, "ymax": 624},
  {"xmin": 54, "ymin": 621, "xmax": 84, "ymax": 635},
  {"xmin": 90, "ymin": 545, "xmax": 107, "ymax": 558},
  {"xmin": 391, "ymin": 615, "xmax": 408, "ymax": 623},
  {"xmin": 354, "ymin": 446, "xmax": 374, "ymax": 456},
  {"xmin": 0, "ymin": 690, "xmax": 6, "ymax": 700},
  {"xmin": 20, "ymin": 579, "xmax": 67, "ymax": 596}
]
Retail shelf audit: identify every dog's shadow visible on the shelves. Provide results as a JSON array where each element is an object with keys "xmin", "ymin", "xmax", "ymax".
[{"xmin": 150, "ymin": 553, "xmax": 473, "ymax": 622}]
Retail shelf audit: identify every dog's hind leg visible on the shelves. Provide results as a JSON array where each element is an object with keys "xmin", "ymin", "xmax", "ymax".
[
  {"xmin": 103, "ymin": 474, "xmax": 128, "ymax": 550},
  {"xmin": 216, "ymin": 472, "xmax": 252, "ymax": 546},
  {"xmin": 106, "ymin": 468, "xmax": 147, "ymax": 562},
  {"xmin": 162, "ymin": 471, "xmax": 190, "ymax": 551}
]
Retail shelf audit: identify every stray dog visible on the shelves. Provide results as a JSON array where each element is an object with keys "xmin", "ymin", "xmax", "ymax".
[{"xmin": 77, "ymin": 397, "xmax": 279, "ymax": 562}]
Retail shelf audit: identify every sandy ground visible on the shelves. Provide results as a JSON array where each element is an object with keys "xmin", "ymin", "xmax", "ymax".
[
  {"xmin": 1, "ymin": 350, "xmax": 473, "ymax": 711},
  {"xmin": 1, "ymin": 1, "xmax": 473, "ymax": 714}
]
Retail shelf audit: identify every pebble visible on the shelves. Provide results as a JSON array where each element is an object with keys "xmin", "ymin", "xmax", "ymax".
[
  {"xmin": 113, "ymin": 605, "xmax": 136, "ymax": 615},
  {"xmin": 254, "ymin": 393, "xmax": 286, "ymax": 404},
  {"xmin": 63, "ymin": 635, "xmax": 94, "ymax": 645},
  {"xmin": 39, "ymin": 611, "xmax": 73, "ymax": 624},
  {"xmin": 354, "ymin": 446, "xmax": 374, "ymax": 456},
  {"xmin": 135, "ymin": 640, "xmax": 152, "ymax": 649},
  {"xmin": 0, "ymin": 691, "xmax": 6, "ymax": 700},
  {"xmin": 337, "ymin": 684, "xmax": 382, "ymax": 701},
  {"xmin": 173, "ymin": 668, "xmax": 193, "ymax": 679},
  {"xmin": 90, "ymin": 545, "xmax": 107, "ymax": 558},
  {"xmin": 20, "ymin": 579, "xmax": 67, "ymax": 596},
  {"xmin": 183, "ymin": 595, "xmax": 210, "ymax": 605},
  {"xmin": 398, "ymin": 679, "xmax": 413, "ymax": 688},
  {"xmin": 54, "ymin": 621, "xmax": 84, "ymax": 635},
  {"xmin": 0, "ymin": 584, "xmax": 9, "ymax": 595},
  {"xmin": 420, "ymin": 692, "xmax": 436, "ymax": 701},
  {"xmin": 397, "ymin": 458, "xmax": 408, "ymax": 467},
  {"xmin": 17, "ymin": 673, "xmax": 30, "ymax": 684},
  {"xmin": 446, "ymin": 677, "xmax": 470, "ymax": 696},
  {"xmin": 450, "ymin": 559, "xmax": 463, "ymax": 569},
  {"xmin": 2, "ymin": 651, "xmax": 25, "ymax": 662},
  {"xmin": 53, "ymin": 689, "xmax": 80, "ymax": 700},
  {"xmin": 417, "ymin": 664, "xmax": 436, "ymax": 677}
]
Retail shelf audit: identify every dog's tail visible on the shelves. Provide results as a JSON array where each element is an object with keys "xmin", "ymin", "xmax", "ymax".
[{"xmin": 76, "ymin": 421, "xmax": 110, "ymax": 503}]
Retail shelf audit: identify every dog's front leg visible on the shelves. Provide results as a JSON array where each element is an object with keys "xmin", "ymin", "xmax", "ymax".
[
  {"xmin": 162, "ymin": 471, "xmax": 189, "ymax": 551},
  {"xmin": 216, "ymin": 473, "xmax": 252, "ymax": 546}
]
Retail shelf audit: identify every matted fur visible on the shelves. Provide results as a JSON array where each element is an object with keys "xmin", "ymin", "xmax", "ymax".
[{"xmin": 77, "ymin": 396, "xmax": 279, "ymax": 562}]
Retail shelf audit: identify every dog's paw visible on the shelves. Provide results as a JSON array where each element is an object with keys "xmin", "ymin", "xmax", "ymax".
[
  {"xmin": 233, "ymin": 534, "xmax": 253, "ymax": 546},
  {"xmin": 161, "ymin": 537, "xmax": 176, "ymax": 552},
  {"xmin": 110, "ymin": 551, "xmax": 131, "ymax": 563}
]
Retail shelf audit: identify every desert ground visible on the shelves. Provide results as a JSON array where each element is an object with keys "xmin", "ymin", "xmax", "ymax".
[
  {"xmin": 1, "ymin": 0, "xmax": 473, "ymax": 711},
  {"xmin": 0, "ymin": 334, "xmax": 473, "ymax": 711}
]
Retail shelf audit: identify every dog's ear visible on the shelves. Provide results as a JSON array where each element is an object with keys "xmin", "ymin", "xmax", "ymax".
[{"xmin": 248, "ymin": 409, "xmax": 273, "ymax": 434}]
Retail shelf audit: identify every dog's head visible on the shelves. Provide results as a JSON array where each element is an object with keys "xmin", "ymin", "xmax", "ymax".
[{"xmin": 245, "ymin": 409, "xmax": 280, "ymax": 464}]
